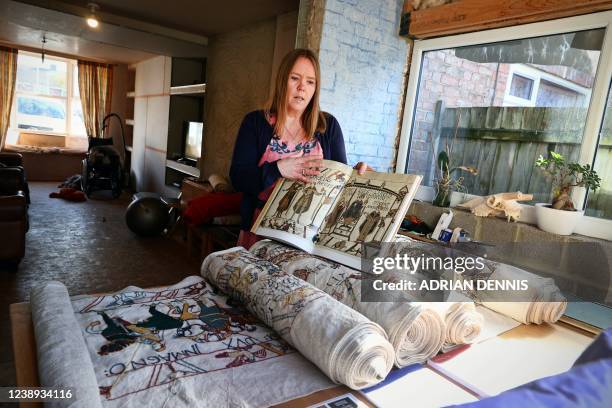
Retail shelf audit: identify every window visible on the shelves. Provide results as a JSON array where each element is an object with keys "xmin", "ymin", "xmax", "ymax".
[
  {"xmin": 503, "ymin": 64, "xmax": 591, "ymax": 107},
  {"xmin": 7, "ymin": 52, "xmax": 86, "ymax": 143},
  {"xmin": 509, "ymin": 74, "xmax": 533, "ymax": 100},
  {"xmin": 397, "ymin": 11, "xmax": 612, "ymax": 240},
  {"xmin": 586, "ymin": 81, "xmax": 612, "ymax": 220}
]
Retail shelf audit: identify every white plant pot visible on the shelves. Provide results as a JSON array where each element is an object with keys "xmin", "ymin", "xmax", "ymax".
[{"xmin": 535, "ymin": 203, "xmax": 584, "ymax": 236}]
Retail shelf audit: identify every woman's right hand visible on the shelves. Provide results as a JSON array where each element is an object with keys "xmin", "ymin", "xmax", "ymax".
[{"xmin": 277, "ymin": 154, "xmax": 323, "ymax": 183}]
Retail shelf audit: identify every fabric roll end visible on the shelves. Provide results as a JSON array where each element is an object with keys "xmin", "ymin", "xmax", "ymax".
[{"xmin": 370, "ymin": 356, "xmax": 388, "ymax": 380}]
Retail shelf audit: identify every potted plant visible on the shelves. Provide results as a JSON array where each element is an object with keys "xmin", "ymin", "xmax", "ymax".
[
  {"xmin": 431, "ymin": 113, "xmax": 478, "ymax": 207},
  {"xmin": 534, "ymin": 151, "xmax": 601, "ymax": 235},
  {"xmin": 433, "ymin": 150, "xmax": 478, "ymax": 207}
]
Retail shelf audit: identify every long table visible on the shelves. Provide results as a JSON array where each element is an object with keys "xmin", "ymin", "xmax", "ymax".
[{"xmin": 9, "ymin": 301, "xmax": 596, "ymax": 408}]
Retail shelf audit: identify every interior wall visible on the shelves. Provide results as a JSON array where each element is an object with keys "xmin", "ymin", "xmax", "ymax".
[
  {"xmin": 316, "ymin": 0, "xmax": 410, "ymax": 172},
  {"xmin": 269, "ymin": 11, "xmax": 299, "ymax": 99},
  {"xmin": 202, "ymin": 13, "xmax": 297, "ymax": 179},
  {"xmin": 108, "ymin": 64, "xmax": 128, "ymax": 153}
]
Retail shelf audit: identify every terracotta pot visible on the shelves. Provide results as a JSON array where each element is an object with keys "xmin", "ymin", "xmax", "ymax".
[{"xmin": 535, "ymin": 203, "xmax": 583, "ymax": 235}]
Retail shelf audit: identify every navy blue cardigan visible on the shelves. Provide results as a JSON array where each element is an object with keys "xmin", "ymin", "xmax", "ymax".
[{"xmin": 230, "ymin": 110, "xmax": 348, "ymax": 230}]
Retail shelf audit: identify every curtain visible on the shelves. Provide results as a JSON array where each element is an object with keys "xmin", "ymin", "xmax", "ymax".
[
  {"xmin": 77, "ymin": 61, "xmax": 113, "ymax": 138},
  {"xmin": 0, "ymin": 46, "xmax": 17, "ymax": 150}
]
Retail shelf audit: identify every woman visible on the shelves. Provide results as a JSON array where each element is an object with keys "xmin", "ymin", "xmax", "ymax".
[{"xmin": 230, "ymin": 48, "xmax": 370, "ymax": 248}]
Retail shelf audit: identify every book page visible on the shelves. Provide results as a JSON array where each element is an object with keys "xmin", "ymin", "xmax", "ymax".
[
  {"xmin": 313, "ymin": 172, "xmax": 422, "ymax": 268},
  {"xmin": 252, "ymin": 160, "xmax": 353, "ymax": 252}
]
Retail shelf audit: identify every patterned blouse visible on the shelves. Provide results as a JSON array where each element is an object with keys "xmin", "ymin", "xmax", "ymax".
[{"xmin": 257, "ymin": 114, "xmax": 323, "ymax": 166}]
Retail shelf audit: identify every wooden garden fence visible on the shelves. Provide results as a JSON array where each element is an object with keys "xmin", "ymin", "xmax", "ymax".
[{"xmin": 429, "ymin": 102, "xmax": 612, "ymax": 218}]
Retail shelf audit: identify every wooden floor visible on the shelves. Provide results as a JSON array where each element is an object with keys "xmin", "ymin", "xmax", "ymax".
[{"xmin": 0, "ymin": 182, "xmax": 200, "ymax": 387}]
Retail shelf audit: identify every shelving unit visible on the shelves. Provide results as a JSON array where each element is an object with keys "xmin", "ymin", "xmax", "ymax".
[
  {"xmin": 125, "ymin": 67, "xmax": 135, "ymax": 147},
  {"xmin": 124, "ymin": 67, "xmax": 136, "ymax": 180},
  {"xmin": 166, "ymin": 159, "xmax": 200, "ymax": 177},
  {"xmin": 170, "ymin": 84, "xmax": 206, "ymax": 96},
  {"xmin": 164, "ymin": 57, "xmax": 206, "ymax": 187}
]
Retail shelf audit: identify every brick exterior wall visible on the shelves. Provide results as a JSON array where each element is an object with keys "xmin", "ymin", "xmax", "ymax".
[
  {"xmin": 406, "ymin": 49, "xmax": 508, "ymax": 176},
  {"xmin": 317, "ymin": 0, "xmax": 409, "ymax": 172}
]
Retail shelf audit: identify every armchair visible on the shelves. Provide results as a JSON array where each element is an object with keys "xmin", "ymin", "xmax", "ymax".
[
  {"xmin": 0, "ymin": 167, "xmax": 28, "ymax": 266},
  {"xmin": 0, "ymin": 152, "xmax": 23, "ymax": 167},
  {"xmin": 0, "ymin": 152, "xmax": 30, "ymax": 204}
]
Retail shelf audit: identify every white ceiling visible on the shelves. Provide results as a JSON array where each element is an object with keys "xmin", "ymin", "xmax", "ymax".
[{"xmin": 0, "ymin": 0, "xmax": 300, "ymax": 64}]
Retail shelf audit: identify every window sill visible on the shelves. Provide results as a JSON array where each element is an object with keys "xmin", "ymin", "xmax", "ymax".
[
  {"xmin": 408, "ymin": 200, "xmax": 611, "ymax": 245},
  {"xmin": 8, "ymin": 131, "xmax": 88, "ymax": 151},
  {"xmin": 413, "ymin": 187, "xmax": 612, "ymax": 241},
  {"xmin": 4, "ymin": 144, "xmax": 87, "ymax": 155}
]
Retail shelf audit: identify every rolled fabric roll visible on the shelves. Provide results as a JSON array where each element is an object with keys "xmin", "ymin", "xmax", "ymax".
[
  {"xmin": 475, "ymin": 261, "xmax": 566, "ymax": 324},
  {"xmin": 201, "ymin": 247, "xmax": 395, "ymax": 389},
  {"xmin": 208, "ymin": 173, "xmax": 233, "ymax": 192},
  {"xmin": 425, "ymin": 302, "xmax": 484, "ymax": 347},
  {"xmin": 250, "ymin": 240, "xmax": 446, "ymax": 367},
  {"xmin": 30, "ymin": 281, "xmax": 103, "ymax": 408},
  {"xmin": 391, "ymin": 236, "xmax": 566, "ymax": 325}
]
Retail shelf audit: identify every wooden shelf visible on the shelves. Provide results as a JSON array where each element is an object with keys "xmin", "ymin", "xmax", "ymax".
[
  {"xmin": 166, "ymin": 159, "xmax": 200, "ymax": 177},
  {"xmin": 170, "ymin": 84, "xmax": 206, "ymax": 96},
  {"xmin": 125, "ymin": 119, "xmax": 135, "ymax": 126}
]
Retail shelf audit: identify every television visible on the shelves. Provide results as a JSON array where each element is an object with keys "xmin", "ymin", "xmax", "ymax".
[{"xmin": 183, "ymin": 121, "xmax": 203, "ymax": 161}]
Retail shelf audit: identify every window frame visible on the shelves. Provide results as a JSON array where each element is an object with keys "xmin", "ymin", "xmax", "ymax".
[
  {"xmin": 505, "ymin": 69, "xmax": 537, "ymax": 105},
  {"xmin": 9, "ymin": 51, "xmax": 85, "ymax": 138},
  {"xmin": 503, "ymin": 64, "xmax": 591, "ymax": 107},
  {"xmin": 396, "ymin": 11, "xmax": 612, "ymax": 241}
]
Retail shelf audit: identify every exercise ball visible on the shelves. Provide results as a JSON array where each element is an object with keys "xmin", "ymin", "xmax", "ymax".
[{"xmin": 125, "ymin": 196, "xmax": 169, "ymax": 237}]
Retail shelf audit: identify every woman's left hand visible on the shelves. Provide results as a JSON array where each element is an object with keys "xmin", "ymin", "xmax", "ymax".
[{"xmin": 354, "ymin": 162, "xmax": 374, "ymax": 175}]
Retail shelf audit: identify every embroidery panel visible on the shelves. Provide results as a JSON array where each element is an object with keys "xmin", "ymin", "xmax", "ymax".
[{"xmin": 71, "ymin": 278, "xmax": 295, "ymax": 401}]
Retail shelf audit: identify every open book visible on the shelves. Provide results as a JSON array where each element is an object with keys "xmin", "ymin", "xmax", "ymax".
[{"xmin": 251, "ymin": 160, "xmax": 422, "ymax": 269}]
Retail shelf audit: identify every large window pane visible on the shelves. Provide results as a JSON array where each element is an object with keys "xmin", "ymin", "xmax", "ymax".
[
  {"xmin": 16, "ymin": 53, "xmax": 67, "ymax": 97},
  {"xmin": 71, "ymin": 99, "xmax": 86, "ymax": 136},
  {"xmin": 15, "ymin": 95, "xmax": 66, "ymax": 133},
  {"xmin": 405, "ymin": 29, "xmax": 603, "ymax": 205},
  {"xmin": 586, "ymin": 81, "xmax": 612, "ymax": 220}
]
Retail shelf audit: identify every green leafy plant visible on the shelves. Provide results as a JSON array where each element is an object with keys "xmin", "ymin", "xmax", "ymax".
[
  {"xmin": 535, "ymin": 151, "xmax": 601, "ymax": 211},
  {"xmin": 431, "ymin": 112, "xmax": 478, "ymax": 207}
]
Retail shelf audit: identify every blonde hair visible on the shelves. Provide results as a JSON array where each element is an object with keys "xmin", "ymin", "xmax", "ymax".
[{"xmin": 266, "ymin": 48, "xmax": 326, "ymax": 140}]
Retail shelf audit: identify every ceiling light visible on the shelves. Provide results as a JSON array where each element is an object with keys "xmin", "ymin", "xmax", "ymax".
[
  {"xmin": 87, "ymin": 3, "xmax": 99, "ymax": 28},
  {"xmin": 87, "ymin": 17, "xmax": 98, "ymax": 28}
]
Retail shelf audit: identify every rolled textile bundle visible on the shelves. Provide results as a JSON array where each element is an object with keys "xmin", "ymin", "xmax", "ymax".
[
  {"xmin": 201, "ymin": 247, "xmax": 395, "ymax": 389},
  {"xmin": 30, "ymin": 281, "xmax": 103, "ymax": 408},
  {"xmin": 208, "ymin": 173, "xmax": 234, "ymax": 192},
  {"xmin": 391, "ymin": 237, "xmax": 566, "ymax": 324},
  {"xmin": 250, "ymin": 240, "xmax": 446, "ymax": 367},
  {"xmin": 425, "ymin": 301, "xmax": 484, "ymax": 348},
  {"xmin": 479, "ymin": 262, "xmax": 567, "ymax": 324}
]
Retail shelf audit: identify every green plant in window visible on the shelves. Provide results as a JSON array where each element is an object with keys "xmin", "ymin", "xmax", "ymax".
[
  {"xmin": 432, "ymin": 113, "xmax": 478, "ymax": 207},
  {"xmin": 535, "ymin": 151, "xmax": 601, "ymax": 211}
]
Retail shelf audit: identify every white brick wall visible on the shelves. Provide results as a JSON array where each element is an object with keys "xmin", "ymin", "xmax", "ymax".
[{"xmin": 318, "ymin": 0, "xmax": 409, "ymax": 172}]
